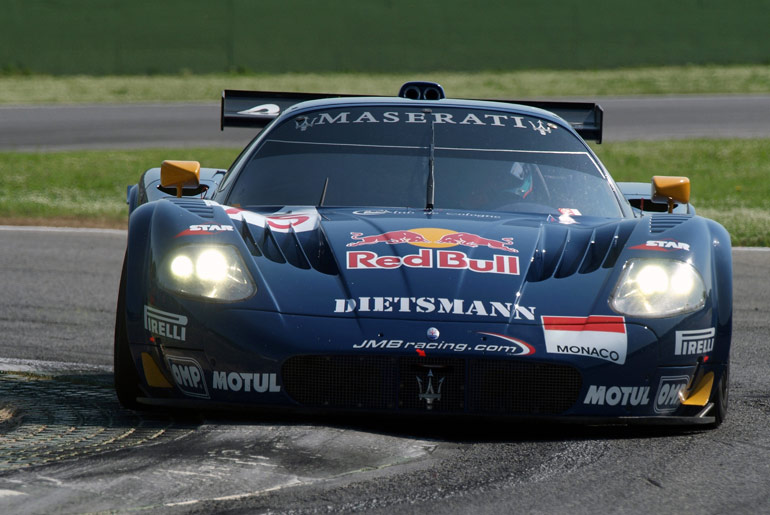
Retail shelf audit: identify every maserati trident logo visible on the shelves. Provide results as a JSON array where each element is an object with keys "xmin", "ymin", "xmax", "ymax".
[
  {"xmin": 416, "ymin": 369, "xmax": 444, "ymax": 410},
  {"xmin": 529, "ymin": 120, "xmax": 553, "ymax": 135}
]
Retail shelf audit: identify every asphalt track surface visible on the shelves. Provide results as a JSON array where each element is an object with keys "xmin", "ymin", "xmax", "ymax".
[
  {"xmin": 1, "ymin": 98, "xmax": 770, "ymax": 513},
  {"xmin": 2, "ymin": 95, "xmax": 770, "ymax": 151},
  {"xmin": 0, "ymin": 228, "xmax": 769, "ymax": 514}
]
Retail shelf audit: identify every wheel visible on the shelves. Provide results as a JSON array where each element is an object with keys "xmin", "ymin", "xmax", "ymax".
[
  {"xmin": 710, "ymin": 364, "xmax": 729, "ymax": 428},
  {"xmin": 114, "ymin": 256, "xmax": 143, "ymax": 410}
]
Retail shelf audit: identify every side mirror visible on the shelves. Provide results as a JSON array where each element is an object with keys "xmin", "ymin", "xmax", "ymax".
[
  {"xmin": 160, "ymin": 160, "xmax": 201, "ymax": 198},
  {"xmin": 652, "ymin": 176, "xmax": 690, "ymax": 213}
]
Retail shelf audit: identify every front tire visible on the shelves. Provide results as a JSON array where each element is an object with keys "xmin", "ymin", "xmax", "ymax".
[
  {"xmin": 114, "ymin": 256, "xmax": 143, "ymax": 410},
  {"xmin": 710, "ymin": 364, "xmax": 729, "ymax": 428}
]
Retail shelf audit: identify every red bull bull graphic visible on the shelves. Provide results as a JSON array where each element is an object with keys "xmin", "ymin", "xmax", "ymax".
[
  {"xmin": 434, "ymin": 232, "xmax": 517, "ymax": 253},
  {"xmin": 348, "ymin": 228, "xmax": 517, "ymax": 252},
  {"xmin": 348, "ymin": 230, "xmax": 430, "ymax": 246},
  {"xmin": 346, "ymin": 228, "xmax": 519, "ymax": 275}
]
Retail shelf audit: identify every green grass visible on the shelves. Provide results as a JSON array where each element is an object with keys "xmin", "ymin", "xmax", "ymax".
[
  {"xmin": 1, "ymin": 140, "xmax": 768, "ymax": 245},
  {"xmin": 592, "ymin": 139, "xmax": 770, "ymax": 246},
  {"xmin": 2, "ymin": 1, "xmax": 769, "ymax": 75},
  {"xmin": 0, "ymin": 148, "xmax": 239, "ymax": 227},
  {"xmin": 2, "ymin": 65, "xmax": 770, "ymax": 105}
]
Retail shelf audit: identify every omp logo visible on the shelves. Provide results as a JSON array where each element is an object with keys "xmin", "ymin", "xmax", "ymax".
[
  {"xmin": 212, "ymin": 372, "xmax": 281, "ymax": 393},
  {"xmin": 583, "ymin": 385, "xmax": 650, "ymax": 406},
  {"xmin": 144, "ymin": 305, "xmax": 187, "ymax": 342},
  {"xmin": 675, "ymin": 328, "xmax": 715, "ymax": 356},
  {"xmin": 166, "ymin": 356, "xmax": 209, "ymax": 399},
  {"xmin": 654, "ymin": 375, "xmax": 689, "ymax": 413}
]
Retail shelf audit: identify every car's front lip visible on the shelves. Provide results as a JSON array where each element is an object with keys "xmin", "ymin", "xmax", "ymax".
[{"xmin": 134, "ymin": 395, "xmax": 718, "ymax": 427}]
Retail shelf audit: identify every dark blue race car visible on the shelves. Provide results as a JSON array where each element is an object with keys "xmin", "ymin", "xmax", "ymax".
[{"xmin": 115, "ymin": 82, "xmax": 731, "ymax": 426}]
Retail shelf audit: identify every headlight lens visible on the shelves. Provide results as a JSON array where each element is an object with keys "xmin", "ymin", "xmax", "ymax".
[
  {"xmin": 609, "ymin": 259, "xmax": 705, "ymax": 317},
  {"xmin": 159, "ymin": 245, "xmax": 256, "ymax": 301}
]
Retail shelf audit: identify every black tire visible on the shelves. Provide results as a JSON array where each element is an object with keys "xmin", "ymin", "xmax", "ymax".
[
  {"xmin": 114, "ymin": 256, "xmax": 143, "ymax": 410},
  {"xmin": 710, "ymin": 364, "xmax": 729, "ymax": 428}
]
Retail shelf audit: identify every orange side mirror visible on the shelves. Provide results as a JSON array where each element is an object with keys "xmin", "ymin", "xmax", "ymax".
[
  {"xmin": 160, "ymin": 160, "xmax": 201, "ymax": 198},
  {"xmin": 652, "ymin": 176, "xmax": 690, "ymax": 213}
]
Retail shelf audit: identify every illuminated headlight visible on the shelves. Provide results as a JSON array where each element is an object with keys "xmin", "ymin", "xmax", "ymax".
[
  {"xmin": 609, "ymin": 259, "xmax": 705, "ymax": 317},
  {"xmin": 159, "ymin": 245, "xmax": 256, "ymax": 301}
]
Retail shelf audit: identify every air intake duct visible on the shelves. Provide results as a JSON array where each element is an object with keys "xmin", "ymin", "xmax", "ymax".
[{"xmin": 398, "ymin": 81, "xmax": 445, "ymax": 100}]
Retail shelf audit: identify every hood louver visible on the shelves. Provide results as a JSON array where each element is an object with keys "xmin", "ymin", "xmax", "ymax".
[
  {"xmin": 650, "ymin": 214, "xmax": 692, "ymax": 233},
  {"xmin": 526, "ymin": 220, "xmax": 636, "ymax": 282},
  {"xmin": 167, "ymin": 198, "xmax": 215, "ymax": 218},
  {"xmin": 240, "ymin": 221, "xmax": 339, "ymax": 275}
]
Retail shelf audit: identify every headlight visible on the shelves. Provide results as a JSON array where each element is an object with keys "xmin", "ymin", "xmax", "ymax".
[
  {"xmin": 158, "ymin": 245, "xmax": 256, "ymax": 301},
  {"xmin": 609, "ymin": 258, "xmax": 705, "ymax": 317}
]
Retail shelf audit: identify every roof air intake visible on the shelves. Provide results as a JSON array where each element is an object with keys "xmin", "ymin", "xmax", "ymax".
[{"xmin": 398, "ymin": 81, "xmax": 445, "ymax": 100}]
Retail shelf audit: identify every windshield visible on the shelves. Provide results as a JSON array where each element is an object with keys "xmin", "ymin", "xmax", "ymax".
[{"xmin": 227, "ymin": 106, "xmax": 624, "ymax": 218}]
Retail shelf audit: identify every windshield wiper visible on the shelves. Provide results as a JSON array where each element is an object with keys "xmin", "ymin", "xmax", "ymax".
[
  {"xmin": 425, "ymin": 109, "xmax": 435, "ymax": 210},
  {"xmin": 318, "ymin": 176, "xmax": 329, "ymax": 206}
]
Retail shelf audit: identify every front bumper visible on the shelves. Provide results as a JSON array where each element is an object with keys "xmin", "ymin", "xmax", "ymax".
[{"xmin": 128, "ymin": 308, "xmax": 726, "ymax": 423}]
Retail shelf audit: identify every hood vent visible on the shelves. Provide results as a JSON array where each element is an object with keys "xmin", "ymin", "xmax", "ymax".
[
  {"xmin": 650, "ymin": 214, "xmax": 692, "ymax": 233},
  {"xmin": 526, "ymin": 220, "xmax": 636, "ymax": 282},
  {"xmin": 167, "ymin": 198, "xmax": 214, "ymax": 218},
  {"xmin": 241, "ymin": 221, "xmax": 339, "ymax": 275}
]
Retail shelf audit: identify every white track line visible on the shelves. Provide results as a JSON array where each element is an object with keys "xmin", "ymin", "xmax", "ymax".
[
  {"xmin": 0, "ymin": 225, "xmax": 125, "ymax": 235},
  {"xmin": 0, "ymin": 357, "xmax": 112, "ymax": 374},
  {"xmin": 0, "ymin": 489, "xmax": 28, "ymax": 498}
]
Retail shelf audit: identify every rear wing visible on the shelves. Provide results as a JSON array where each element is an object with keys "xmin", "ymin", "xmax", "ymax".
[
  {"xmin": 486, "ymin": 99, "xmax": 603, "ymax": 143},
  {"xmin": 221, "ymin": 88, "xmax": 604, "ymax": 142},
  {"xmin": 221, "ymin": 90, "xmax": 361, "ymax": 130}
]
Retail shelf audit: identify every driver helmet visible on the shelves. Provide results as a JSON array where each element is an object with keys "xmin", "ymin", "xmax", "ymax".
[{"xmin": 506, "ymin": 162, "xmax": 533, "ymax": 198}]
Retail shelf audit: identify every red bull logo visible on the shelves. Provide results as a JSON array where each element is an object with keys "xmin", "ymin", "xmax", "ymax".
[
  {"xmin": 347, "ymin": 228, "xmax": 517, "ymax": 253},
  {"xmin": 346, "ymin": 228, "xmax": 519, "ymax": 275}
]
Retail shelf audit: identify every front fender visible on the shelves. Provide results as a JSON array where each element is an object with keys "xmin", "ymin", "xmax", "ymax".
[
  {"xmin": 708, "ymin": 218, "xmax": 732, "ymax": 364},
  {"xmin": 125, "ymin": 201, "xmax": 158, "ymax": 344}
]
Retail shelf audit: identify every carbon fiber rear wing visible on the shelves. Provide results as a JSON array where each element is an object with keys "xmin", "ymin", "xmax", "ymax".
[
  {"xmin": 221, "ymin": 90, "xmax": 361, "ymax": 130},
  {"xmin": 221, "ymin": 88, "xmax": 604, "ymax": 142},
  {"xmin": 487, "ymin": 99, "xmax": 603, "ymax": 143}
]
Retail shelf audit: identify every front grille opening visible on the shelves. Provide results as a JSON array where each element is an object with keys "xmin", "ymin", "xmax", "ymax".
[
  {"xmin": 282, "ymin": 356, "xmax": 582, "ymax": 415},
  {"xmin": 282, "ymin": 356, "xmax": 397, "ymax": 409},
  {"xmin": 469, "ymin": 361, "xmax": 582, "ymax": 414}
]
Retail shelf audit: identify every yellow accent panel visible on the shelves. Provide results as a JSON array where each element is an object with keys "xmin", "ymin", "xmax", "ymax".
[
  {"xmin": 141, "ymin": 352, "xmax": 173, "ymax": 388},
  {"xmin": 681, "ymin": 371, "xmax": 714, "ymax": 406},
  {"xmin": 652, "ymin": 176, "xmax": 691, "ymax": 211},
  {"xmin": 160, "ymin": 160, "xmax": 201, "ymax": 197},
  {"xmin": 407, "ymin": 227, "xmax": 458, "ymax": 248}
]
